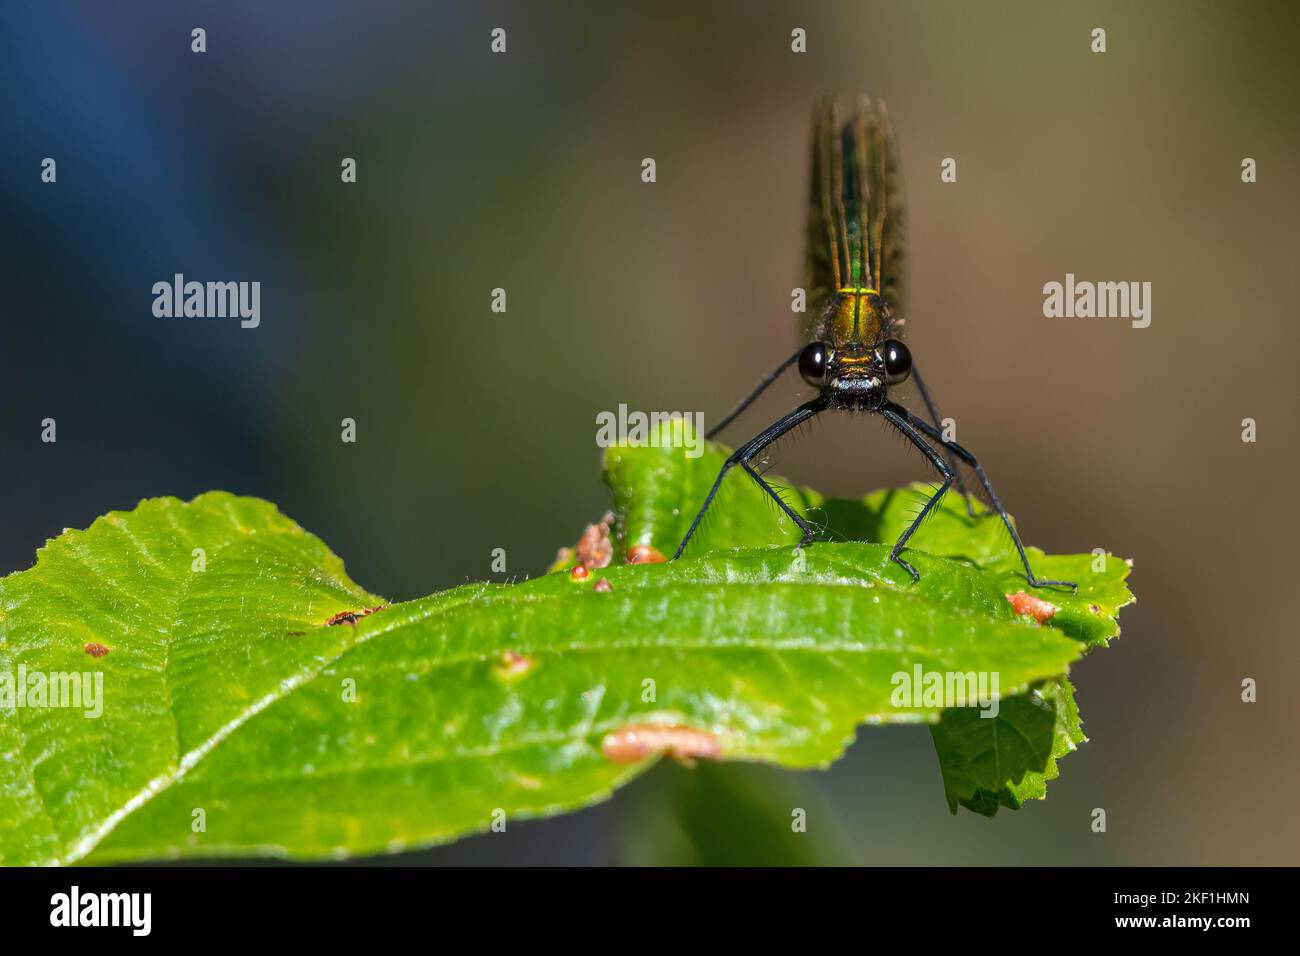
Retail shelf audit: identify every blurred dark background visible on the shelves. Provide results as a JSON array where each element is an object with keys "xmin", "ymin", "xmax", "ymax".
[{"xmin": 3, "ymin": 0, "xmax": 1296, "ymax": 865}]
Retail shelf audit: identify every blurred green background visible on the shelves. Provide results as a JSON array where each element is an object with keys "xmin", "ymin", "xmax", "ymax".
[{"xmin": 3, "ymin": 1, "xmax": 1297, "ymax": 864}]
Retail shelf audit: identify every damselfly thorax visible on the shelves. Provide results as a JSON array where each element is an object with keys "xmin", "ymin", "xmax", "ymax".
[
  {"xmin": 813, "ymin": 286, "xmax": 900, "ymax": 406},
  {"xmin": 822, "ymin": 288, "xmax": 886, "ymax": 346}
]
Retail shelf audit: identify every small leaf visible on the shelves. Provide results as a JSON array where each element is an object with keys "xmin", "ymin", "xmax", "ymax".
[
  {"xmin": 930, "ymin": 676, "xmax": 1086, "ymax": 815},
  {"xmin": 603, "ymin": 416, "xmax": 824, "ymax": 557}
]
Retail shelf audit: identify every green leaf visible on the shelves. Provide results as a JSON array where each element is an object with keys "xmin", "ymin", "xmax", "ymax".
[
  {"xmin": 0, "ymin": 422, "xmax": 1132, "ymax": 863},
  {"xmin": 603, "ymin": 416, "xmax": 825, "ymax": 558},
  {"xmin": 0, "ymin": 493, "xmax": 385, "ymax": 865},
  {"xmin": 929, "ymin": 676, "xmax": 1086, "ymax": 815}
]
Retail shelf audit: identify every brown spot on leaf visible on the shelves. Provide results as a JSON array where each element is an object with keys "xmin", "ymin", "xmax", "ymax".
[
  {"xmin": 1006, "ymin": 591, "xmax": 1058, "ymax": 624},
  {"xmin": 1089, "ymin": 604, "xmax": 1102, "ymax": 614},
  {"xmin": 325, "ymin": 604, "xmax": 387, "ymax": 627},
  {"xmin": 593, "ymin": 578, "xmax": 612, "ymax": 593},
  {"xmin": 601, "ymin": 723, "xmax": 721, "ymax": 765},
  {"xmin": 626, "ymin": 544, "xmax": 667, "ymax": 565},
  {"xmin": 570, "ymin": 564, "xmax": 590, "ymax": 581},
  {"xmin": 575, "ymin": 512, "xmax": 615, "ymax": 569},
  {"xmin": 84, "ymin": 642, "xmax": 110, "ymax": 658}
]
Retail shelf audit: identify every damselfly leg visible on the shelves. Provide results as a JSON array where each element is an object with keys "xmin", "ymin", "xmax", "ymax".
[
  {"xmin": 881, "ymin": 401, "xmax": 1078, "ymax": 592},
  {"xmin": 675, "ymin": 397, "xmax": 828, "ymax": 558},
  {"xmin": 876, "ymin": 405, "xmax": 957, "ymax": 582},
  {"xmin": 705, "ymin": 347, "xmax": 803, "ymax": 439},
  {"xmin": 706, "ymin": 350, "xmax": 980, "ymax": 520},
  {"xmin": 910, "ymin": 364, "xmax": 979, "ymax": 518}
]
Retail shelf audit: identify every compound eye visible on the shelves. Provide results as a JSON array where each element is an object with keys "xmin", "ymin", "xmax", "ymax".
[
  {"xmin": 798, "ymin": 341, "xmax": 832, "ymax": 387},
  {"xmin": 881, "ymin": 339, "xmax": 912, "ymax": 385}
]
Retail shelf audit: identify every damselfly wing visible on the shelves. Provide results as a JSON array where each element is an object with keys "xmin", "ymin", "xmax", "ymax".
[
  {"xmin": 805, "ymin": 94, "xmax": 906, "ymax": 350},
  {"xmin": 676, "ymin": 94, "xmax": 1075, "ymax": 591}
]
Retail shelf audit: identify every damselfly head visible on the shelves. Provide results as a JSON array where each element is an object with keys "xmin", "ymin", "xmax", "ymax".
[{"xmin": 800, "ymin": 336, "xmax": 911, "ymax": 400}]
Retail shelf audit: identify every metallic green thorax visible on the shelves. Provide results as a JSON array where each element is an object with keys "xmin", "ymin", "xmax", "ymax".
[{"xmin": 804, "ymin": 95, "xmax": 907, "ymax": 349}]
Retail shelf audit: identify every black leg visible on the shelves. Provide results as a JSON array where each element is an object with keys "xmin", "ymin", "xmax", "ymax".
[
  {"xmin": 877, "ymin": 405, "xmax": 956, "ymax": 582},
  {"xmin": 674, "ymin": 397, "xmax": 827, "ymax": 559},
  {"xmin": 889, "ymin": 402, "xmax": 1077, "ymax": 592},
  {"xmin": 742, "ymin": 460, "xmax": 817, "ymax": 544},
  {"xmin": 911, "ymin": 364, "xmax": 978, "ymax": 517},
  {"xmin": 706, "ymin": 347, "xmax": 803, "ymax": 439}
]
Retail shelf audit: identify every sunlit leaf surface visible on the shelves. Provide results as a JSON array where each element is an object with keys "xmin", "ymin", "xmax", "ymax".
[{"xmin": 0, "ymin": 426, "xmax": 1131, "ymax": 863}]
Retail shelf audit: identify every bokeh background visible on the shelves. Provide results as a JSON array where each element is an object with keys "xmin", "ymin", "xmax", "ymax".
[{"xmin": 3, "ymin": 0, "xmax": 1297, "ymax": 865}]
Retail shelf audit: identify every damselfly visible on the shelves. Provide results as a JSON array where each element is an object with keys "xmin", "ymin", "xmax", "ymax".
[{"xmin": 675, "ymin": 94, "xmax": 1075, "ymax": 591}]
